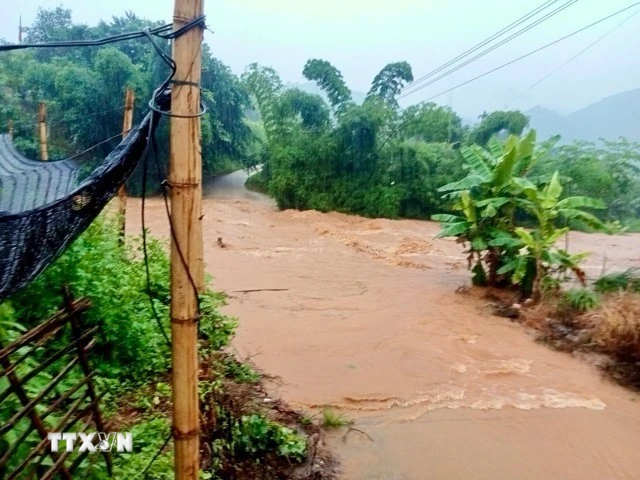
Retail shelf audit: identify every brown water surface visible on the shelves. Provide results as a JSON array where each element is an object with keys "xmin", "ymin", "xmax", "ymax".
[{"xmin": 128, "ymin": 172, "xmax": 640, "ymax": 479}]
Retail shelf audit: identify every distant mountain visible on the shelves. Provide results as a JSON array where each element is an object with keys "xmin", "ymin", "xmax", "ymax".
[
  {"xmin": 526, "ymin": 88, "xmax": 640, "ymax": 143},
  {"xmin": 285, "ymin": 82, "xmax": 367, "ymax": 105}
]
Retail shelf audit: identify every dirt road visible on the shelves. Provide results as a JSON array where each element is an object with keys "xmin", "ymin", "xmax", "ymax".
[{"xmin": 128, "ymin": 171, "xmax": 640, "ymax": 479}]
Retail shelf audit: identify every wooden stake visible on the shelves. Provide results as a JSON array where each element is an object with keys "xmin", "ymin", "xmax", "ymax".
[
  {"xmin": 38, "ymin": 102, "xmax": 48, "ymax": 161},
  {"xmin": 170, "ymin": 1, "xmax": 204, "ymax": 478},
  {"xmin": 8, "ymin": 119, "xmax": 13, "ymax": 139},
  {"xmin": 118, "ymin": 88, "xmax": 134, "ymax": 239}
]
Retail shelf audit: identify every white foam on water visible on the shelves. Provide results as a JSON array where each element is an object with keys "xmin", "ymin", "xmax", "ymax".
[
  {"xmin": 303, "ymin": 385, "xmax": 606, "ymax": 420},
  {"xmin": 482, "ymin": 358, "xmax": 533, "ymax": 375}
]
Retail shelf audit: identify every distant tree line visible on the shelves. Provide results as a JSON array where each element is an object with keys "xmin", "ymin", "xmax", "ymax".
[
  {"xmin": 0, "ymin": 7, "xmax": 259, "ymax": 193},
  {"xmin": 1, "ymin": 7, "xmax": 638, "ymax": 227}
]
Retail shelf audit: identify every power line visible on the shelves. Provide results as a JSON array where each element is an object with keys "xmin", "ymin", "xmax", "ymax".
[
  {"xmin": 404, "ymin": 0, "xmax": 562, "ymax": 90},
  {"xmin": 0, "ymin": 24, "xmax": 172, "ymax": 52},
  {"xmin": 504, "ymin": 6, "xmax": 640, "ymax": 107},
  {"xmin": 418, "ymin": 2, "xmax": 640, "ymax": 104},
  {"xmin": 0, "ymin": 15, "xmax": 205, "ymax": 52},
  {"xmin": 380, "ymin": 1, "xmax": 640, "ymax": 149},
  {"xmin": 11, "ymin": 106, "xmax": 129, "ymax": 130},
  {"xmin": 66, "ymin": 129, "xmax": 132, "ymax": 161},
  {"xmin": 400, "ymin": 0, "xmax": 579, "ymax": 99}
]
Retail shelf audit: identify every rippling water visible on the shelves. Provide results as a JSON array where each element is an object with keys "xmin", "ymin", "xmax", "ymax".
[{"xmin": 129, "ymin": 172, "xmax": 640, "ymax": 480}]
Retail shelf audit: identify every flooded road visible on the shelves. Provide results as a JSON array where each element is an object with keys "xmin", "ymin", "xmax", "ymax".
[{"xmin": 129, "ymin": 171, "xmax": 640, "ymax": 479}]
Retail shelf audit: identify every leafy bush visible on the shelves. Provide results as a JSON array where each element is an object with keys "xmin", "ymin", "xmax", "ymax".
[
  {"xmin": 245, "ymin": 170, "xmax": 269, "ymax": 194},
  {"xmin": 433, "ymin": 130, "xmax": 608, "ymax": 299},
  {"xmin": 594, "ymin": 269, "xmax": 640, "ymax": 294},
  {"xmin": 562, "ymin": 288, "xmax": 601, "ymax": 312},
  {"xmin": 533, "ymin": 139, "xmax": 640, "ymax": 225},
  {"xmin": 3, "ymin": 216, "xmax": 236, "ymax": 384},
  {"xmin": 320, "ymin": 408, "xmax": 352, "ymax": 429},
  {"xmin": 231, "ymin": 414, "xmax": 307, "ymax": 462}
]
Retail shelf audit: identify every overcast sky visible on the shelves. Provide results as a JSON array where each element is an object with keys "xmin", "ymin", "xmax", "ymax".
[{"xmin": 1, "ymin": 1, "xmax": 638, "ymax": 118}]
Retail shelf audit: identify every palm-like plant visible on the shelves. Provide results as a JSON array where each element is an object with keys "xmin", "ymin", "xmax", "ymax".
[
  {"xmin": 433, "ymin": 130, "xmax": 538, "ymax": 286},
  {"xmin": 433, "ymin": 130, "xmax": 608, "ymax": 300}
]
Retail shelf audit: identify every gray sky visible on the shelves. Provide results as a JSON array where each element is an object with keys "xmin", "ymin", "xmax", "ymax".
[{"xmin": 1, "ymin": 1, "xmax": 638, "ymax": 118}]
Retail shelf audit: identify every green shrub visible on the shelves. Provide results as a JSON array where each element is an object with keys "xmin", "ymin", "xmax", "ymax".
[
  {"xmin": 244, "ymin": 170, "xmax": 269, "ymax": 194},
  {"xmin": 320, "ymin": 408, "xmax": 352, "ymax": 429},
  {"xmin": 433, "ymin": 130, "xmax": 608, "ymax": 300},
  {"xmin": 562, "ymin": 288, "xmax": 601, "ymax": 312},
  {"xmin": 232, "ymin": 414, "xmax": 306, "ymax": 462},
  {"xmin": 3, "ymin": 216, "xmax": 236, "ymax": 384},
  {"xmin": 594, "ymin": 269, "xmax": 640, "ymax": 294}
]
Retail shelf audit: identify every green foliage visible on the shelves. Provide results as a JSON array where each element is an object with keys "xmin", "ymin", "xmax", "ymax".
[
  {"xmin": 3, "ymin": 216, "xmax": 236, "ymax": 383},
  {"xmin": 0, "ymin": 213, "xmax": 306, "ymax": 477},
  {"xmin": 433, "ymin": 130, "xmax": 608, "ymax": 299},
  {"xmin": 367, "ymin": 61, "xmax": 414, "ymax": 109},
  {"xmin": 1, "ymin": 7, "xmax": 258, "ymax": 193},
  {"xmin": 302, "ymin": 59, "xmax": 352, "ymax": 114},
  {"xmin": 277, "ymin": 88, "xmax": 331, "ymax": 130},
  {"xmin": 109, "ymin": 417, "xmax": 174, "ymax": 480},
  {"xmin": 245, "ymin": 170, "xmax": 269, "ymax": 194},
  {"xmin": 532, "ymin": 138, "xmax": 640, "ymax": 225},
  {"xmin": 594, "ymin": 269, "xmax": 640, "ymax": 294},
  {"xmin": 320, "ymin": 409, "xmax": 352, "ymax": 429},
  {"xmin": 387, "ymin": 141, "xmax": 464, "ymax": 218},
  {"xmin": 244, "ymin": 60, "xmax": 456, "ymax": 220},
  {"xmin": 231, "ymin": 414, "xmax": 307, "ymax": 462},
  {"xmin": 4, "ymin": 218, "xmax": 170, "ymax": 380},
  {"xmin": 241, "ymin": 63, "xmax": 284, "ymax": 143},
  {"xmin": 562, "ymin": 288, "xmax": 601, "ymax": 312},
  {"xmin": 469, "ymin": 110, "xmax": 529, "ymax": 146},
  {"xmin": 222, "ymin": 357, "xmax": 261, "ymax": 384},
  {"xmin": 400, "ymin": 102, "xmax": 465, "ymax": 145}
]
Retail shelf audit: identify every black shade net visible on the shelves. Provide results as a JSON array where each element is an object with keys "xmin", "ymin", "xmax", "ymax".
[{"xmin": 0, "ymin": 109, "xmax": 161, "ymax": 301}]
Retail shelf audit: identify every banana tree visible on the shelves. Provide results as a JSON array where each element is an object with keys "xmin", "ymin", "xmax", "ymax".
[
  {"xmin": 506, "ymin": 171, "xmax": 607, "ymax": 299},
  {"xmin": 433, "ymin": 130, "xmax": 609, "ymax": 300},
  {"xmin": 433, "ymin": 130, "xmax": 538, "ymax": 286}
]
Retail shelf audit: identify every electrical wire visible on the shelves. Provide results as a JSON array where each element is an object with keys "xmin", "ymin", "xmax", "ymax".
[
  {"xmin": 2, "ymin": 13, "xmax": 206, "ymax": 335},
  {"xmin": 10, "ymin": 106, "xmax": 126, "ymax": 132},
  {"xmin": 400, "ymin": 0, "xmax": 579, "ymax": 99},
  {"xmin": 56, "ymin": 130, "xmax": 130, "ymax": 162},
  {"xmin": 140, "ymin": 116, "xmax": 172, "ymax": 348},
  {"xmin": 49, "ymin": 106, "xmax": 127, "ymax": 129},
  {"xmin": 418, "ymin": 1, "xmax": 640, "ymax": 103},
  {"xmin": 151, "ymin": 120, "xmax": 202, "ymax": 308},
  {"xmin": 504, "ymin": 6, "xmax": 640, "ymax": 107},
  {"xmin": 0, "ymin": 23, "xmax": 173, "ymax": 52},
  {"xmin": 380, "ymin": 1, "xmax": 640, "ymax": 150},
  {"xmin": 145, "ymin": 29, "xmax": 207, "ymax": 119},
  {"xmin": 404, "ymin": 0, "xmax": 563, "ymax": 91}
]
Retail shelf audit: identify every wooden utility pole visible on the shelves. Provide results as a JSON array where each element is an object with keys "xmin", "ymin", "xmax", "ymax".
[
  {"xmin": 118, "ymin": 88, "xmax": 134, "ymax": 238},
  {"xmin": 38, "ymin": 102, "xmax": 48, "ymax": 161},
  {"xmin": 170, "ymin": 0, "xmax": 205, "ymax": 478}
]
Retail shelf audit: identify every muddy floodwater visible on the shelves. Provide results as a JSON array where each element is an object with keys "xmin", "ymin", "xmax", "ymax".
[{"xmin": 129, "ymin": 170, "xmax": 640, "ymax": 480}]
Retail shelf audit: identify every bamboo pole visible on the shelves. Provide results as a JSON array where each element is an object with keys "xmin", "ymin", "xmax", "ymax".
[
  {"xmin": 170, "ymin": 0, "xmax": 205, "ymax": 478},
  {"xmin": 118, "ymin": 88, "xmax": 135, "ymax": 239},
  {"xmin": 38, "ymin": 102, "xmax": 48, "ymax": 161}
]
